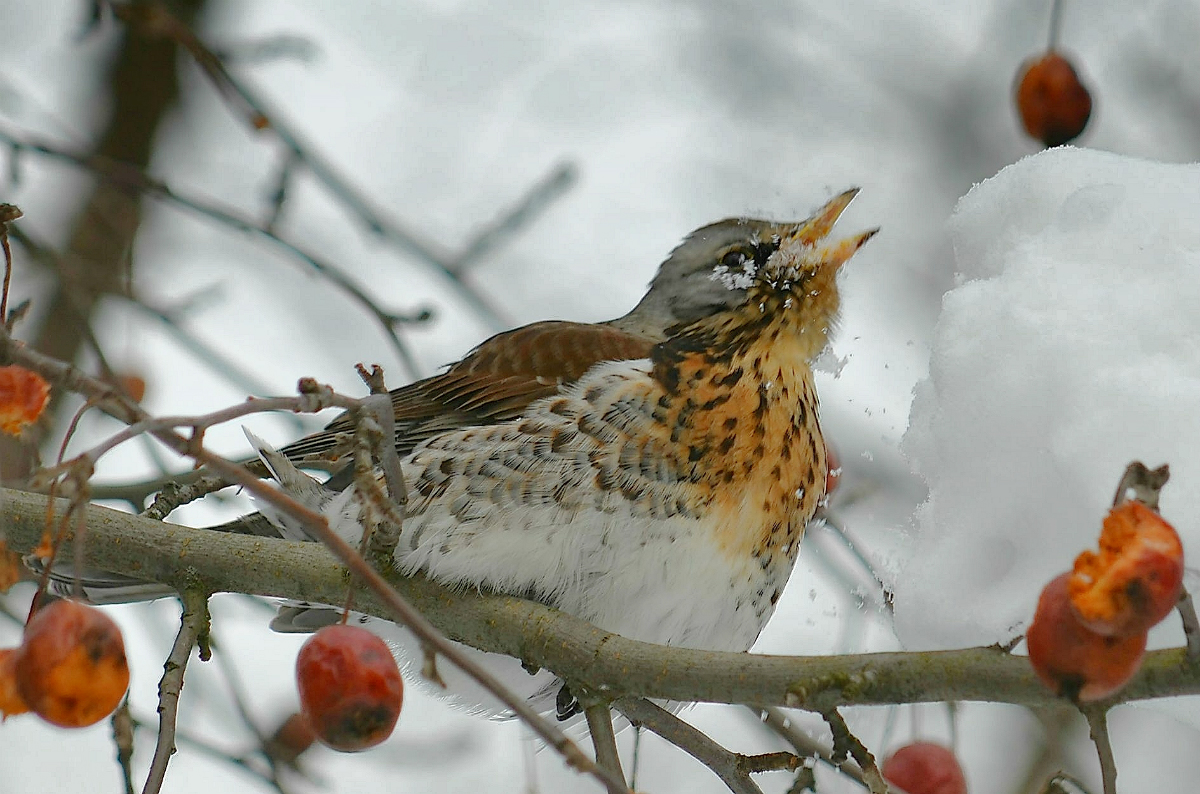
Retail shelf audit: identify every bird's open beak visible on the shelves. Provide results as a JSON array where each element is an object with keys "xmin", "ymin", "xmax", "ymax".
[
  {"xmin": 795, "ymin": 187, "xmax": 862, "ymax": 246},
  {"xmin": 783, "ymin": 188, "xmax": 879, "ymax": 271}
]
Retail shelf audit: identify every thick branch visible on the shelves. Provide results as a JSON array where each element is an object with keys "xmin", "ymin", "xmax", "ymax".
[{"xmin": 5, "ymin": 488, "xmax": 1200, "ymax": 711}]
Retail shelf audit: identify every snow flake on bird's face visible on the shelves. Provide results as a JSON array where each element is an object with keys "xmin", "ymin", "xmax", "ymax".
[{"xmin": 710, "ymin": 259, "xmax": 758, "ymax": 291}]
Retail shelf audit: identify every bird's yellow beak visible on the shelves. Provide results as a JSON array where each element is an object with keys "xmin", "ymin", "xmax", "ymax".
[
  {"xmin": 782, "ymin": 188, "xmax": 878, "ymax": 272},
  {"xmin": 795, "ymin": 187, "xmax": 862, "ymax": 246}
]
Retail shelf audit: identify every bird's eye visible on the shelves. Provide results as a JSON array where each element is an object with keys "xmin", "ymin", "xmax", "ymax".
[{"xmin": 721, "ymin": 249, "xmax": 750, "ymax": 270}]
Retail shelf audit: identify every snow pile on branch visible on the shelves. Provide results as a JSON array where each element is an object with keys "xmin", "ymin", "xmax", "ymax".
[{"xmin": 895, "ymin": 147, "xmax": 1200, "ymax": 650}]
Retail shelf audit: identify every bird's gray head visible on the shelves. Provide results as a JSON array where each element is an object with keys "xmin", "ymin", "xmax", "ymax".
[
  {"xmin": 614, "ymin": 190, "xmax": 862, "ymax": 341},
  {"xmin": 615, "ymin": 217, "xmax": 792, "ymax": 341}
]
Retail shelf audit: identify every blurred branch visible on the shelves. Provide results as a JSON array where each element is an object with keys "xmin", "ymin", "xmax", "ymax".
[
  {"xmin": 107, "ymin": 0, "xmax": 577, "ymax": 330},
  {"xmin": 112, "ymin": 700, "xmax": 136, "ymax": 794},
  {"xmin": 0, "ymin": 0, "xmax": 209, "ymax": 483},
  {"xmin": 209, "ymin": 34, "xmax": 320, "ymax": 68},
  {"xmin": 0, "ymin": 127, "xmax": 429, "ymax": 378},
  {"xmin": 445, "ymin": 162, "xmax": 577, "ymax": 275},
  {"xmin": 10, "ymin": 223, "xmax": 298, "ymax": 411},
  {"xmin": 129, "ymin": 710, "xmax": 298, "ymax": 794}
]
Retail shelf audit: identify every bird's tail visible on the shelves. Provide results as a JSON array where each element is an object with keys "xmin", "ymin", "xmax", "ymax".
[{"xmin": 27, "ymin": 429, "xmax": 332, "ymax": 606}]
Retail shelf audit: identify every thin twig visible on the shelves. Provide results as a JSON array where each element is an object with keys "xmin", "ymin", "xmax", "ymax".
[
  {"xmin": 1039, "ymin": 772, "xmax": 1093, "ymax": 794},
  {"xmin": 584, "ymin": 702, "xmax": 625, "ymax": 784},
  {"xmin": 1080, "ymin": 705, "xmax": 1117, "ymax": 794},
  {"xmin": 1110, "ymin": 460, "xmax": 1169, "ymax": 509},
  {"xmin": 34, "ymin": 384, "xmax": 371, "ymax": 489},
  {"xmin": 129, "ymin": 711, "xmax": 298, "ymax": 794},
  {"xmin": 142, "ymin": 590, "xmax": 210, "ymax": 794},
  {"xmin": 112, "ymin": 699, "xmax": 136, "ymax": 794},
  {"xmin": 615, "ymin": 697, "xmax": 764, "ymax": 794},
  {"xmin": 821, "ymin": 709, "xmax": 887, "ymax": 794},
  {"xmin": 755, "ymin": 706, "xmax": 868, "ymax": 789},
  {"xmin": 1048, "ymin": 0, "xmax": 1064, "ymax": 51},
  {"xmin": 123, "ymin": 293, "xmax": 292, "ymax": 406},
  {"xmin": 0, "ymin": 203, "xmax": 21, "ymax": 323},
  {"xmin": 1177, "ymin": 590, "xmax": 1200, "ymax": 660},
  {"xmin": 737, "ymin": 752, "xmax": 802, "ymax": 775},
  {"xmin": 140, "ymin": 473, "xmax": 240, "ymax": 520},
  {"xmin": 814, "ymin": 511, "xmax": 893, "ymax": 614}
]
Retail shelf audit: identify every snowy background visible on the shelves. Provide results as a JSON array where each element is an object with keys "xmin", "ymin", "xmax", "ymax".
[{"xmin": 1, "ymin": 0, "xmax": 1199, "ymax": 792}]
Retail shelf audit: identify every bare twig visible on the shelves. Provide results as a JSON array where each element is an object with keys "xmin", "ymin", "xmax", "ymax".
[
  {"xmin": 140, "ymin": 473, "xmax": 239, "ymax": 520},
  {"xmin": 615, "ymin": 697, "xmax": 763, "ymax": 794},
  {"xmin": 755, "ymin": 706, "xmax": 868, "ymax": 789},
  {"xmin": 0, "ymin": 203, "xmax": 22, "ymax": 323},
  {"xmin": 355, "ymin": 365, "xmax": 407, "ymax": 528},
  {"xmin": 10, "ymin": 203, "xmax": 306, "ymax": 427},
  {"xmin": 821, "ymin": 709, "xmax": 887, "ymax": 794},
  {"xmin": 1039, "ymin": 772, "xmax": 1093, "ymax": 793},
  {"xmin": 584, "ymin": 702, "xmax": 625, "ymax": 784},
  {"xmin": 112, "ymin": 699, "xmax": 136, "ymax": 794},
  {"xmin": 1110, "ymin": 460, "xmax": 1169, "ymax": 509},
  {"xmin": 1177, "ymin": 590, "xmax": 1200, "ymax": 660},
  {"xmin": 33, "ymin": 392, "xmax": 362, "ymax": 486},
  {"xmin": 737, "ymin": 752, "xmax": 802, "ymax": 775},
  {"xmin": 129, "ymin": 710, "xmax": 298, "ymax": 794},
  {"xmin": 122, "ymin": 292, "xmax": 292, "ymax": 405},
  {"xmin": 1080, "ymin": 705, "xmax": 1116, "ymax": 794},
  {"xmin": 143, "ymin": 590, "xmax": 211, "ymax": 794},
  {"xmin": 814, "ymin": 510, "xmax": 892, "ymax": 614}
]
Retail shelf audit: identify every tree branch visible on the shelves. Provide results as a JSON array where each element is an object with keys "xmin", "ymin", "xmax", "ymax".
[
  {"xmin": 4, "ymin": 488, "xmax": 1200, "ymax": 712},
  {"xmin": 142, "ymin": 590, "xmax": 210, "ymax": 794}
]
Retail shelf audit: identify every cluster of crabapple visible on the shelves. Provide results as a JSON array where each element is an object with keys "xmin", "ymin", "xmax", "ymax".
[
  {"xmin": 0, "ymin": 599, "xmax": 130, "ymax": 727},
  {"xmin": 1027, "ymin": 498, "xmax": 1185, "ymax": 702},
  {"xmin": 0, "ymin": 368, "xmax": 131, "ymax": 728},
  {"xmin": 294, "ymin": 623, "xmax": 405, "ymax": 752}
]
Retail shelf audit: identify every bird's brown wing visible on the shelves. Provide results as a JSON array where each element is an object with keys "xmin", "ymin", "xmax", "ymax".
[{"xmin": 280, "ymin": 321, "xmax": 655, "ymax": 464}]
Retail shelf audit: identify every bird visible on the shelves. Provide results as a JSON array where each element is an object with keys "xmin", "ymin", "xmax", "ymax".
[
  {"xmin": 253, "ymin": 189, "xmax": 875, "ymax": 718},
  {"xmin": 45, "ymin": 191, "xmax": 875, "ymax": 719}
]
